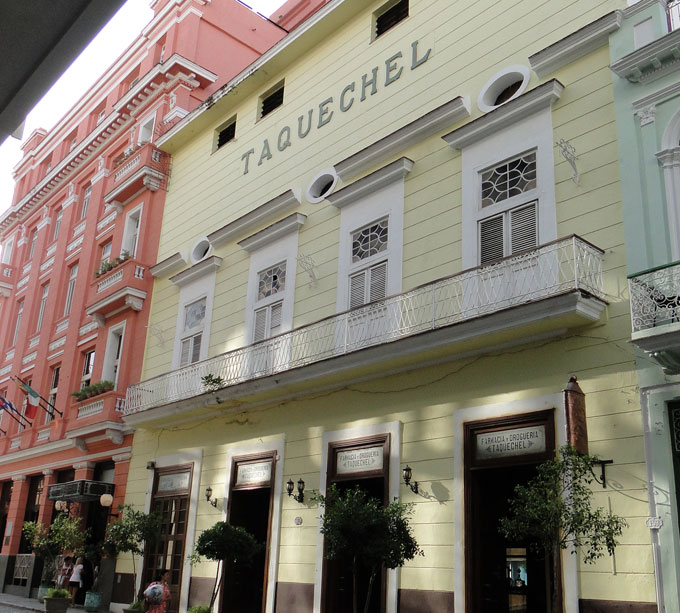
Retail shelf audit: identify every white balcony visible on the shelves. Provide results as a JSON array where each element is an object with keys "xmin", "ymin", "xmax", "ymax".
[
  {"xmin": 629, "ymin": 261, "xmax": 680, "ymax": 373},
  {"xmin": 125, "ymin": 235, "xmax": 607, "ymax": 418}
]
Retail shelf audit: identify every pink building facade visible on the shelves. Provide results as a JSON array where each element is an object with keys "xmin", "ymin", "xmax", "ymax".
[{"xmin": 0, "ymin": 0, "xmax": 295, "ymax": 605}]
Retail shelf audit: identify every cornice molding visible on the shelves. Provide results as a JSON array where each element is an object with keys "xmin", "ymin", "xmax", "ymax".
[
  {"xmin": 529, "ymin": 11, "xmax": 622, "ymax": 78},
  {"xmin": 624, "ymin": 0, "xmax": 668, "ymax": 18},
  {"xmin": 151, "ymin": 251, "xmax": 188, "ymax": 278},
  {"xmin": 169, "ymin": 255, "xmax": 223, "ymax": 287},
  {"xmin": 442, "ymin": 80, "xmax": 564, "ymax": 149},
  {"xmin": 610, "ymin": 27, "xmax": 680, "ymax": 82},
  {"xmin": 327, "ymin": 157, "xmax": 414, "ymax": 209},
  {"xmin": 208, "ymin": 189, "xmax": 301, "ymax": 248},
  {"xmin": 334, "ymin": 96, "xmax": 470, "ymax": 181},
  {"xmin": 238, "ymin": 213, "xmax": 307, "ymax": 253}
]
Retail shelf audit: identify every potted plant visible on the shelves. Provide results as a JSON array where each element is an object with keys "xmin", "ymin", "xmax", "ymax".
[
  {"xmin": 188, "ymin": 521, "xmax": 260, "ymax": 610},
  {"xmin": 104, "ymin": 504, "xmax": 160, "ymax": 611},
  {"xmin": 499, "ymin": 445, "xmax": 627, "ymax": 613},
  {"xmin": 314, "ymin": 485, "xmax": 423, "ymax": 613},
  {"xmin": 188, "ymin": 606, "xmax": 212, "ymax": 613},
  {"xmin": 23, "ymin": 514, "xmax": 89, "ymax": 602},
  {"xmin": 43, "ymin": 587, "xmax": 71, "ymax": 613}
]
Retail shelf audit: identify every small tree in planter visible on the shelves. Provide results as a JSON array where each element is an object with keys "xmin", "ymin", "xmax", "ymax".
[
  {"xmin": 188, "ymin": 521, "xmax": 260, "ymax": 610},
  {"xmin": 314, "ymin": 485, "xmax": 423, "ymax": 613},
  {"xmin": 23, "ymin": 514, "xmax": 89, "ymax": 594},
  {"xmin": 104, "ymin": 505, "xmax": 160, "ymax": 609},
  {"xmin": 499, "ymin": 445, "xmax": 627, "ymax": 613},
  {"xmin": 44, "ymin": 587, "xmax": 72, "ymax": 613}
]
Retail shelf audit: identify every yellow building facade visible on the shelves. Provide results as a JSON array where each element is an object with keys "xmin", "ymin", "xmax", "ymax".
[{"xmin": 119, "ymin": 1, "xmax": 659, "ymax": 611}]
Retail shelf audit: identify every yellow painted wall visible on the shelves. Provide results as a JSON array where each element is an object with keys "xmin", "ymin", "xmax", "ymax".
[{"xmin": 129, "ymin": 0, "xmax": 652, "ymax": 606}]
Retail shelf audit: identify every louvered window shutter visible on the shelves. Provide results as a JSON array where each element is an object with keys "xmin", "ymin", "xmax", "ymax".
[
  {"xmin": 369, "ymin": 262, "xmax": 387, "ymax": 301},
  {"xmin": 253, "ymin": 307, "xmax": 267, "ymax": 342},
  {"xmin": 191, "ymin": 333, "xmax": 202, "ymax": 364},
  {"xmin": 180, "ymin": 338, "xmax": 191, "ymax": 366},
  {"xmin": 510, "ymin": 202, "xmax": 537, "ymax": 254},
  {"xmin": 270, "ymin": 302, "xmax": 282, "ymax": 336},
  {"xmin": 479, "ymin": 215, "xmax": 505, "ymax": 265},
  {"xmin": 349, "ymin": 271, "xmax": 367, "ymax": 309}
]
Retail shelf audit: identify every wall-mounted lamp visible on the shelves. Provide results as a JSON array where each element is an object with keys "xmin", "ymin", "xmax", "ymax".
[
  {"xmin": 54, "ymin": 500, "xmax": 71, "ymax": 515},
  {"xmin": 593, "ymin": 459, "xmax": 613, "ymax": 488},
  {"xmin": 205, "ymin": 486, "xmax": 218, "ymax": 507},
  {"xmin": 402, "ymin": 465, "xmax": 418, "ymax": 495},
  {"xmin": 286, "ymin": 478, "xmax": 305, "ymax": 504},
  {"xmin": 99, "ymin": 494, "xmax": 119, "ymax": 518}
]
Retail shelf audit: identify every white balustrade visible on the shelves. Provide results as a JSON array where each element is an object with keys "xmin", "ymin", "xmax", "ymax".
[
  {"xmin": 115, "ymin": 154, "xmax": 141, "ymax": 181},
  {"xmin": 126, "ymin": 236, "xmax": 605, "ymax": 415},
  {"xmin": 78, "ymin": 399, "xmax": 104, "ymax": 419},
  {"xmin": 97, "ymin": 269, "xmax": 124, "ymax": 293}
]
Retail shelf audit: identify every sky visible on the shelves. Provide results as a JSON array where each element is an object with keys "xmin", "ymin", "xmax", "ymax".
[{"xmin": 0, "ymin": 0, "xmax": 287, "ymax": 217}]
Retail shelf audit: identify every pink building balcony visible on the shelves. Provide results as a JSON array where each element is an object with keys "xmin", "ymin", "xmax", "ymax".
[
  {"xmin": 65, "ymin": 390, "xmax": 130, "ymax": 450},
  {"xmin": 85, "ymin": 257, "xmax": 151, "ymax": 321},
  {"xmin": 103, "ymin": 142, "xmax": 170, "ymax": 207},
  {"xmin": 0, "ymin": 264, "xmax": 14, "ymax": 297}
]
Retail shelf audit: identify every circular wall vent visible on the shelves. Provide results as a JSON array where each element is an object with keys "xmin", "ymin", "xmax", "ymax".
[
  {"xmin": 306, "ymin": 168, "xmax": 339, "ymax": 203},
  {"xmin": 191, "ymin": 237, "xmax": 212, "ymax": 264},
  {"xmin": 477, "ymin": 65, "xmax": 531, "ymax": 113}
]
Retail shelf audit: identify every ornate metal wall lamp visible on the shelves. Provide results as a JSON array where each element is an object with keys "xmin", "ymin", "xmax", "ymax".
[
  {"xmin": 205, "ymin": 486, "xmax": 218, "ymax": 507},
  {"xmin": 286, "ymin": 478, "xmax": 305, "ymax": 503},
  {"xmin": 402, "ymin": 465, "xmax": 418, "ymax": 494}
]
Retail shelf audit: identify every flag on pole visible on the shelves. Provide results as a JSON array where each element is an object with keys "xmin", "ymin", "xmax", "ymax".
[
  {"xmin": 12, "ymin": 378, "xmax": 40, "ymax": 419},
  {"xmin": 0, "ymin": 395, "xmax": 30, "ymax": 427}
]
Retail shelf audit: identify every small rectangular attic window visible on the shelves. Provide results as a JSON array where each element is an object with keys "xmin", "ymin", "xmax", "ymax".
[
  {"xmin": 216, "ymin": 119, "xmax": 236, "ymax": 149},
  {"xmin": 260, "ymin": 83, "xmax": 284, "ymax": 119},
  {"xmin": 375, "ymin": 0, "xmax": 408, "ymax": 38}
]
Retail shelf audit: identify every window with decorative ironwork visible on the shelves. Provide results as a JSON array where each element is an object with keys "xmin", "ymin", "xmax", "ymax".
[
  {"xmin": 258, "ymin": 262, "xmax": 286, "ymax": 299},
  {"xmin": 481, "ymin": 151, "xmax": 536, "ymax": 207},
  {"xmin": 352, "ymin": 219, "xmax": 388, "ymax": 263}
]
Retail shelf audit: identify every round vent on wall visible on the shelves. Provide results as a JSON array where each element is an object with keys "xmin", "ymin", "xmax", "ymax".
[
  {"xmin": 191, "ymin": 237, "xmax": 212, "ymax": 264},
  {"xmin": 306, "ymin": 168, "xmax": 339, "ymax": 203},
  {"xmin": 477, "ymin": 65, "xmax": 531, "ymax": 113}
]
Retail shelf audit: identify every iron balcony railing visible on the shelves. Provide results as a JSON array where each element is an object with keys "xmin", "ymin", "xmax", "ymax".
[
  {"xmin": 629, "ymin": 260, "xmax": 680, "ymax": 333},
  {"xmin": 125, "ymin": 235, "xmax": 605, "ymax": 415}
]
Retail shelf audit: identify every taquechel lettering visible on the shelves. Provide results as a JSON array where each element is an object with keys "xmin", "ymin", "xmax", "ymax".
[{"xmin": 241, "ymin": 39, "xmax": 432, "ymax": 174}]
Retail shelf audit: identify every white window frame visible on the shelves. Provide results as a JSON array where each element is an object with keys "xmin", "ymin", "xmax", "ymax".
[
  {"xmin": 244, "ymin": 232, "xmax": 299, "ymax": 345},
  {"xmin": 12, "ymin": 300, "xmax": 23, "ymax": 346},
  {"xmin": 64, "ymin": 264, "xmax": 78, "ymax": 316},
  {"xmin": 27, "ymin": 229, "xmax": 37, "ymax": 261},
  {"xmin": 179, "ymin": 298, "xmax": 207, "ymax": 367},
  {"xmin": 52, "ymin": 209, "xmax": 62, "ymax": 242},
  {"xmin": 80, "ymin": 186, "xmax": 92, "ymax": 220},
  {"xmin": 36, "ymin": 283, "xmax": 49, "ymax": 333},
  {"xmin": 172, "ymin": 272, "xmax": 216, "ymax": 370},
  {"xmin": 100, "ymin": 241, "xmax": 112, "ymax": 268},
  {"xmin": 46, "ymin": 365, "xmax": 60, "ymax": 425},
  {"xmin": 138, "ymin": 112, "xmax": 156, "ymax": 145},
  {"xmin": 102, "ymin": 322, "xmax": 126, "ymax": 389},
  {"xmin": 460, "ymin": 107, "xmax": 556, "ymax": 269},
  {"xmin": 2, "ymin": 238, "xmax": 13, "ymax": 265},
  {"xmin": 81, "ymin": 349, "xmax": 96, "ymax": 388},
  {"xmin": 122, "ymin": 204, "xmax": 143, "ymax": 258},
  {"xmin": 336, "ymin": 180, "xmax": 405, "ymax": 312}
]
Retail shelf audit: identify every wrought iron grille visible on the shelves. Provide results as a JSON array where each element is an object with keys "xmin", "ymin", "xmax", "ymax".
[
  {"xmin": 13, "ymin": 554, "xmax": 32, "ymax": 585},
  {"xmin": 671, "ymin": 405, "xmax": 680, "ymax": 453},
  {"xmin": 629, "ymin": 262, "xmax": 680, "ymax": 333},
  {"xmin": 126, "ymin": 235, "xmax": 605, "ymax": 415}
]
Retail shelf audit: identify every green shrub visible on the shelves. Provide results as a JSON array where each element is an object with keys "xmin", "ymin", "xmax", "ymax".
[
  {"xmin": 188, "ymin": 606, "xmax": 212, "ymax": 613},
  {"xmin": 46, "ymin": 588, "xmax": 71, "ymax": 599},
  {"xmin": 127, "ymin": 600, "xmax": 146, "ymax": 611}
]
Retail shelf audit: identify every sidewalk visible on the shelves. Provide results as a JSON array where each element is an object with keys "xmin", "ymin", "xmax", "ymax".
[{"xmin": 0, "ymin": 591, "xmax": 109, "ymax": 612}]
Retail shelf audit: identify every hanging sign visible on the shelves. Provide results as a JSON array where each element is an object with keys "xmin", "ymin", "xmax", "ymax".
[
  {"xmin": 236, "ymin": 461, "xmax": 272, "ymax": 486},
  {"xmin": 336, "ymin": 446, "xmax": 383, "ymax": 475},
  {"xmin": 476, "ymin": 425, "xmax": 546, "ymax": 460}
]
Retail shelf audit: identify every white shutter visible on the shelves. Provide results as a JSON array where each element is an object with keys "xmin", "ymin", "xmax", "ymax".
[
  {"xmin": 479, "ymin": 215, "xmax": 504, "ymax": 265},
  {"xmin": 369, "ymin": 262, "xmax": 387, "ymax": 302},
  {"xmin": 349, "ymin": 271, "xmax": 367, "ymax": 309},
  {"xmin": 180, "ymin": 338, "xmax": 191, "ymax": 366},
  {"xmin": 269, "ymin": 302, "xmax": 282, "ymax": 336},
  {"xmin": 191, "ymin": 333, "xmax": 202, "ymax": 363},
  {"xmin": 510, "ymin": 203, "xmax": 537, "ymax": 254},
  {"xmin": 253, "ymin": 307, "xmax": 267, "ymax": 342}
]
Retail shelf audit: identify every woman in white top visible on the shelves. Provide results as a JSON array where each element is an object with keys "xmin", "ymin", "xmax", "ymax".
[{"xmin": 68, "ymin": 557, "xmax": 84, "ymax": 601}]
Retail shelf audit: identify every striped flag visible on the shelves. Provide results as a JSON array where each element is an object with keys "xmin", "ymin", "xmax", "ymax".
[{"xmin": 12, "ymin": 378, "xmax": 40, "ymax": 419}]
